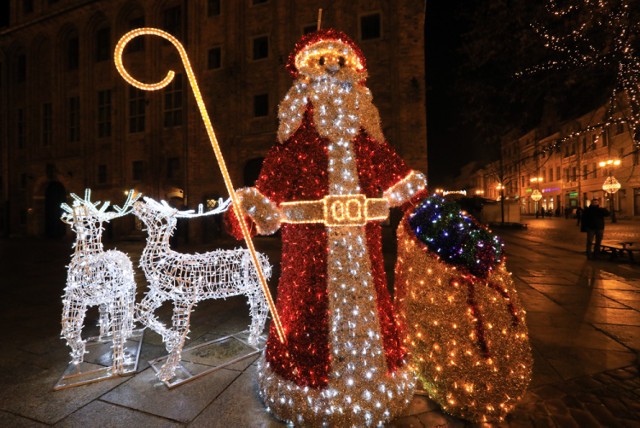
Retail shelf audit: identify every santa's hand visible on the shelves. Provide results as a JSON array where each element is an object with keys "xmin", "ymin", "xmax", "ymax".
[
  {"xmin": 401, "ymin": 188, "xmax": 429, "ymax": 213},
  {"xmin": 224, "ymin": 207, "xmax": 258, "ymax": 240}
]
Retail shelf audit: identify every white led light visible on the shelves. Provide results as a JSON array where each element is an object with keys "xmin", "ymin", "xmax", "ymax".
[
  {"xmin": 133, "ymin": 196, "xmax": 271, "ymax": 381},
  {"xmin": 60, "ymin": 189, "xmax": 140, "ymax": 373}
]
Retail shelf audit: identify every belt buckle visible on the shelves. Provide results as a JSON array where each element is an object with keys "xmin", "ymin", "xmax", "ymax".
[{"xmin": 323, "ymin": 194, "xmax": 366, "ymax": 227}]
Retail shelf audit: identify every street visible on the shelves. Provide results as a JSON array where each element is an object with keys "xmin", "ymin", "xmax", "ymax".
[{"xmin": 0, "ymin": 218, "xmax": 639, "ymax": 426}]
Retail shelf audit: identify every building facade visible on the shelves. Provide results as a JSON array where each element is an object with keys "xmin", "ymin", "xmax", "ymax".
[
  {"xmin": 0, "ymin": 0, "xmax": 427, "ymax": 239},
  {"xmin": 467, "ymin": 102, "xmax": 640, "ymax": 218}
]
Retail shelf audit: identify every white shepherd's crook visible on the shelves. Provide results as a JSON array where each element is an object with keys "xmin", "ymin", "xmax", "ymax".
[{"xmin": 114, "ymin": 28, "xmax": 285, "ymax": 344}]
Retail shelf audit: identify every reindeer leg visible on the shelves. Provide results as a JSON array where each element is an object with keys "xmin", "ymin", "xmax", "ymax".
[
  {"xmin": 109, "ymin": 293, "xmax": 130, "ymax": 374},
  {"xmin": 98, "ymin": 303, "xmax": 111, "ymax": 341},
  {"xmin": 136, "ymin": 288, "xmax": 171, "ymax": 346},
  {"xmin": 246, "ymin": 290, "xmax": 268, "ymax": 347},
  {"xmin": 158, "ymin": 299, "xmax": 194, "ymax": 382},
  {"xmin": 61, "ymin": 294, "xmax": 87, "ymax": 364}
]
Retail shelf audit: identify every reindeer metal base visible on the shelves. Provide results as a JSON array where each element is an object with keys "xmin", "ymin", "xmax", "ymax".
[
  {"xmin": 149, "ymin": 330, "xmax": 266, "ymax": 388},
  {"xmin": 54, "ymin": 328, "xmax": 144, "ymax": 390}
]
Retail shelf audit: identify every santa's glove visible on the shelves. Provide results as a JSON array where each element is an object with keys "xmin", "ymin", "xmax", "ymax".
[
  {"xmin": 224, "ymin": 207, "xmax": 258, "ymax": 240},
  {"xmin": 400, "ymin": 188, "xmax": 430, "ymax": 213}
]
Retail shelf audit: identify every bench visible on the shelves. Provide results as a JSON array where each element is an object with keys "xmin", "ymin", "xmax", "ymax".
[{"xmin": 600, "ymin": 241, "xmax": 640, "ymax": 262}]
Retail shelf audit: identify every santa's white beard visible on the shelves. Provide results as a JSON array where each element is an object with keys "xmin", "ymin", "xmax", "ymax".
[{"xmin": 277, "ymin": 78, "xmax": 384, "ymax": 145}]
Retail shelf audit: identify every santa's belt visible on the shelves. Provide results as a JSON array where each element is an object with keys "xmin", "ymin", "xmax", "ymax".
[{"xmin": 280, "ymin": 194, "xmax": 389, "ymax": 227}]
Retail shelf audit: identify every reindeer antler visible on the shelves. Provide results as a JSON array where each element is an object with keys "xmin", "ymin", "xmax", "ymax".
[
  {"xmin": 106, "ymin": 190, "xmax": 142, "ymax": 220},
  {"xmin": 140, "ymin": 196, "xmax": 231, "ymax": 219},
  {"xmin": 174, "ymin": 197, "xmax": 231, "ymax": 218},
  {"xmin": 61, "ymin": 189, "xmax": 141, "ymax": 224}
]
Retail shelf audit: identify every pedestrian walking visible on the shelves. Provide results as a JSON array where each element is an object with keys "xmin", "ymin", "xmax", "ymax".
[
  {"xmin": 576, "ymin": 206, "xmax": 583, "ymax": 226},
  {"xmin": 581, "ymin": 198, "xmax": 610, "ymax": 259}
]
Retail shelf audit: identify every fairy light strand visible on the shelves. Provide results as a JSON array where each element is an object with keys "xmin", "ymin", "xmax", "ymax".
[{"xmin": 133, "ymin": 197, "xmax": 271, "ymax": 382}]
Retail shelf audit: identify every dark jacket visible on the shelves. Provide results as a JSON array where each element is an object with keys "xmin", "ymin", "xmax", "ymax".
[{"xmin": 581, "ymin": 205, "xmax": 610, "ymax": 231}]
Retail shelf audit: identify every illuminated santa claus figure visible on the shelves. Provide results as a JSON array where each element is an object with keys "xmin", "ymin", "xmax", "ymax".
[{"xmin": 227, "ymin": 29, "xmax": 426, "ymax": 426}]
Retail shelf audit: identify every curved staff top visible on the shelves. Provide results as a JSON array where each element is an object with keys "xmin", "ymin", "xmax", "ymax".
[{"xmin": 114, "ymin": 28, "xmax": 285, "ymax": 344}]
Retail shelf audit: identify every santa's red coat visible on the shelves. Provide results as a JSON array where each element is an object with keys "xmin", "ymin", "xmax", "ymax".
[{"xmin": 232, "ymin": 107, "xmax": 416, "ymax": 388}]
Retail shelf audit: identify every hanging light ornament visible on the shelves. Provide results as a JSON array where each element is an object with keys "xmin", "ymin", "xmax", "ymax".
[
  {"xmin": 602, "ymin": 175, "xmax": 621, "ymax": 194},
  {"xmin": 530, "ymin": 189, "xmax": 543, "ymax": 201}
]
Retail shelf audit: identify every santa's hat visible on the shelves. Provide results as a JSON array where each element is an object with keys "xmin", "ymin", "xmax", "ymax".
[{"xmin": 286, "ymin": 28, "xmax": 367, "ymax": 79}]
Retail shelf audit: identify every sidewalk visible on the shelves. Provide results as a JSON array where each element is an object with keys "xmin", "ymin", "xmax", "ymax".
[{"xmin": 0, "ymin": 231, "xmax": 639, "ymax": 427}]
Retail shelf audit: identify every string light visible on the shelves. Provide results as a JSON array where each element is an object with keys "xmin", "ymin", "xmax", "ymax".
[
  {"xmin": 395, "ymin": 198, "xmax": 532, "ymax": 423},
  {"xmin": 524, "ymin": 0, "xmax": 640, "ymax": 147},
  {"xmin": 60, "ymin": 189, "xmax": 140, "ymax": 374},
  {"xmin": 133, "ymin": 197, "xmax": 271, "ymax": 382},
  {"xmin": 226, "ymin": 29, "xmax": 427, "ymax": 426}
]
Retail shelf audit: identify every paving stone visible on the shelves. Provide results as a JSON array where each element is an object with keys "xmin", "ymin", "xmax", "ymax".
[
  {"xmin": 550, "ymin": 414, "xmax": 581, "ymax": 427},
  {"xmin": 189, "ymin": 364, "xmax": 284, "ymax": 428},
  {"xmin": 55, "ymin": 400, "xmax": 181, "ymax": 427},
  {"xmin": 599, "ymin": 397, "xmax": 636, "ymax": 420},
  {"xmin": 569, "ymin": 407, "xmax": 603, "ymax": 427},
  {"xmin": 0, "ymin": 410, "xmax": 48, "ymax": 427},
  {"xmin": 101, "ymin": 366, "xmax": 239, "ymax": 423},
  {"xmin": 584, "ymin": 402, "xmax": 622, "ymax": 427}
]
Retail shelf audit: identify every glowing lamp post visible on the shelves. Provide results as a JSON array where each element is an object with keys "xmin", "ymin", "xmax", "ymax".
[{"xmin": 599, "ymin": 159, "xmax": 621, "ymax": 223}]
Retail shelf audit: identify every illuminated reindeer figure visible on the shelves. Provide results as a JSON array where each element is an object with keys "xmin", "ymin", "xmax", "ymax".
[
  {"xmin": 133, "ymin": 196, "xmax": 271, "ymax": 381},
  {"xmin": 60, "ymin": 189, "xmax": 140, "ymax": 373}
]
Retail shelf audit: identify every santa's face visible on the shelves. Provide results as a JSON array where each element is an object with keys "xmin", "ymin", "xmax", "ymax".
[{"xmin": 295, "ymin": 40, "xmax": 367, "ymax": 83}]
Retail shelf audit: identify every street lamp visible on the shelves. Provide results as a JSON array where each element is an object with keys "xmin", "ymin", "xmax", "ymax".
[{"xmin": 599, "ymin": 159, "xmax": 621, "ymax": 223}]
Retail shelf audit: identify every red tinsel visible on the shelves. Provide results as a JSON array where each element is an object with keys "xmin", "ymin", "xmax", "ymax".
[
  {"xmin": 232, "ymin": 104, "xmax": 413, "ymax": 387},
  {"xmin": 286, "ymin": 29, "xmax": 368, "ymax": 79}
]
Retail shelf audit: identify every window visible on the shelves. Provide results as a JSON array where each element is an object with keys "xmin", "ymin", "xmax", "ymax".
[
  {"xmin": 163, "ymin": 5, "xmax": 182, "ymax": 39},
  {"xmin": 360, "ymin": 13, "xmax": 381, "ymax": 40},
  {"xmin": 97, "ymin": 90, "xmax": 111, "ymax": 138},
  {"xmin": 208, "ymin": 46, "xmax": 221, "ymax": 69},
  {"xmin": 571, "ymin": 167, "xmax": 577, "ymax": 181},
  {"xmin": 564, "ymin": 168, "xmax": 569, "ymax": 181},
  {"xmin": 253, "ymin": 93, "xmax": 269, "ymax": 117},
  {"xmin": 602, "ymin": 133, "xmax": 607, "ymax": 147},
  {"xmin": 95, "ymin": 27, "xmax": 110, "ymax": 62},
  {"xmin": 208, "ymin": 0, "xmax": 220, "ymax": 16},
  {"xmin": 69, "ymin": 96, "xmax": 80, "ymax": 142},
  {"xmin": 592, "ymin": 163, "xmax": 597, "ymax": 178},
  {"xmin": 42, "ymin": 103, "xmax": 52, "ymax": 147},
  {"xmin": 132, "ymin": 160, "xmax": 144, "ymax": 181},
  {"xmin": 16, "ymin": 54, "xmax": 26, "ymax": 82},
  {"xmin": 129, "ymin": 86, "xmax": 145, "ymax": 133},
  {"xmin": 17, "ymin": 108, "xmax": 25, "ymax": 149},
  {"xmin": 252, "ymin": 35, "xmax": 269, "ymax": 60},
  {"xmin": 556, "ymin": 166, "xmax": 561, "ymax": 181},
  {"xmin": 616, "ymin": 122, "xmax": 625, "ymax": 134},
  {"xmin": 97, "ymin": 164, "xmax": 108, "ymax": 184},
  {"xmin": 549, "ymin": 167, "xmax": 553, "ymax": 182},
  {"xmin": 521, "ymin": 176, "xmax": 525, "ymax": 187},
  {"xmin": 634, "ymin": 150, "xmax": 639, "ymax": 166},
  {"xmin": 167, "ymin": 157, "xmax": 180, "ymax": 179},
  {"xmin": 581, "ymin": 136, "xmax": 586, "ymax": 153},
  {"xmin": 164, "ymin": 73, "xmax": 183, "ymax": 127},
  {"xmin": 128, "ymin": 17, "xmax": 145, "ymax": 52},
  {"xmin": 68, "ymin": 36, "xmax": 79, "ymax": 70},
  {"xmin": 583, "ymin": 164, "xmax": 588, "ymax": 179}
]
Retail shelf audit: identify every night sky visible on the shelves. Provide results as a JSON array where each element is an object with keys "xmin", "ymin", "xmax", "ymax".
[{"xmin": 425, "ymin": 2, "xmax": 472, "ymax": 188}]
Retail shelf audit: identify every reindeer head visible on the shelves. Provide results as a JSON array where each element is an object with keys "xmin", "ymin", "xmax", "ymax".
[
  {"xmin": 61, "ymin": 189, "xmax": 141, "ymax": 245},
  {"xmin": 133, "ymin": 196, "xmax": 231, "ymax": 242}
]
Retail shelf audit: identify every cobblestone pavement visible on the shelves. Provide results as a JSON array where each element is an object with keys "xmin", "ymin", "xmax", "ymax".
[{"xmin": 0, "ymin": 224, "xmax": 639, "ymax": 427}]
